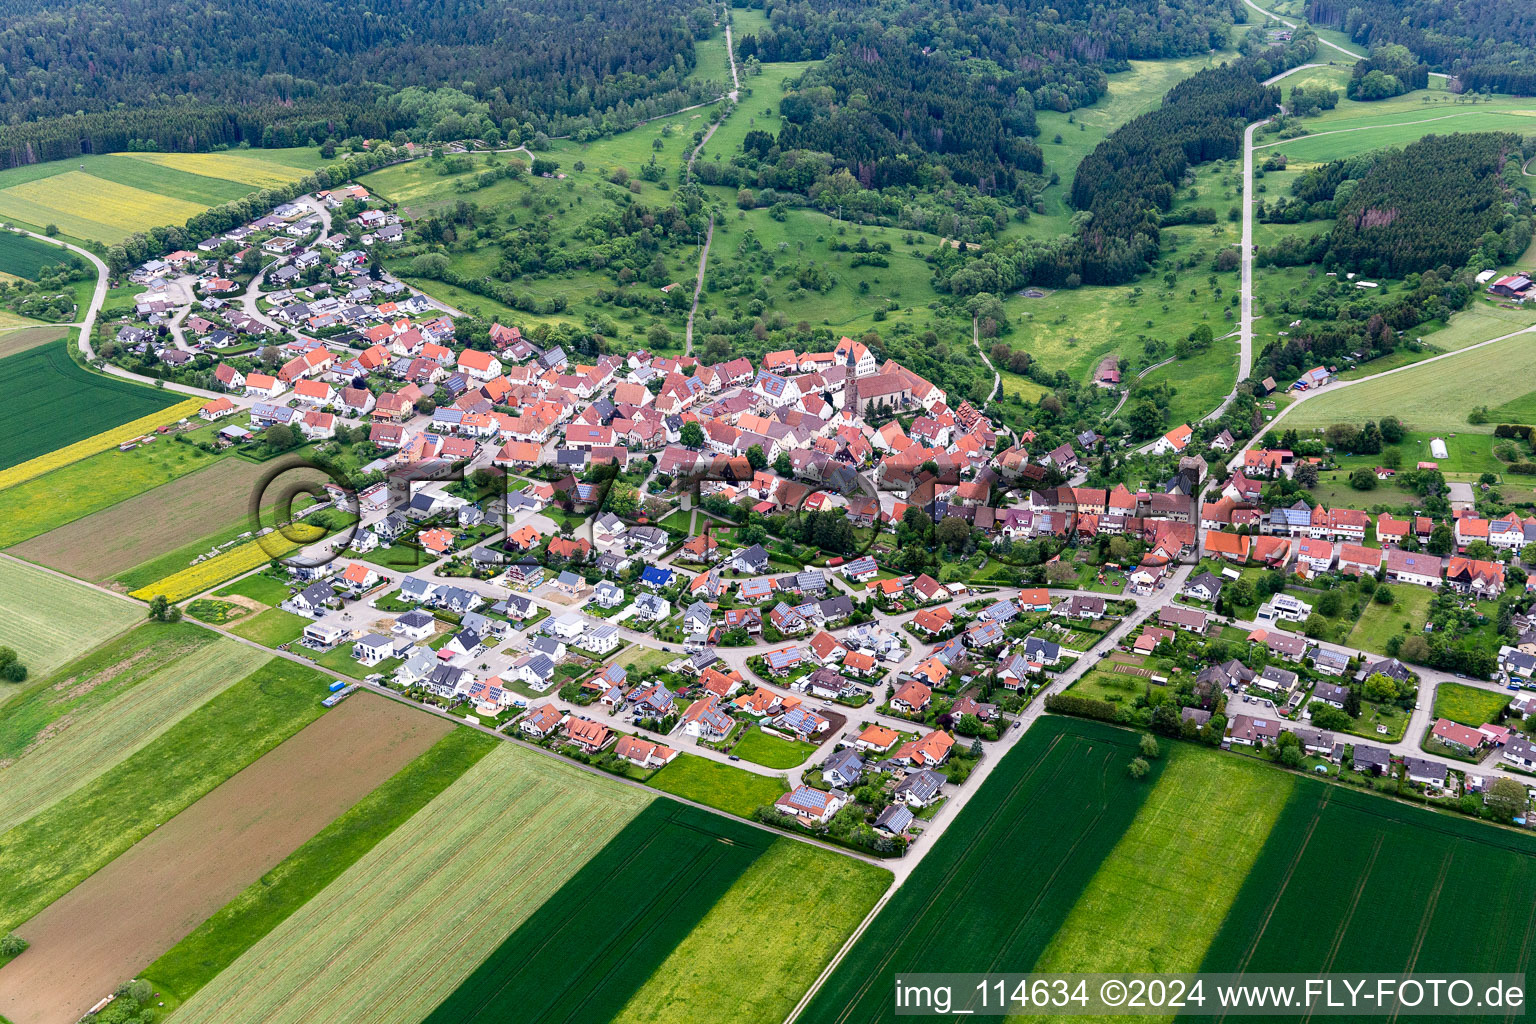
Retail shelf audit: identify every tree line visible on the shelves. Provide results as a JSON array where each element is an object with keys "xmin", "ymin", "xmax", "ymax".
[
  {"xmin": 1306, "ymin": 0, "xmax": 1536, "ymax": 93},
  {"xmin": 0, "ymin": 0, "xmax": 712, "ymax": 168}
]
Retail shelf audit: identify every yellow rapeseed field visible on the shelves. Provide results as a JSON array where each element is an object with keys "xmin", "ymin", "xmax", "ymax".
[
  {"xmin": 0, "ymin": 397, "xmax": 203, "ymax": 491},
  {"xmin": 130, "ymin": 525, "xmax": 326, "ymax": 603},
  {"xmin": 126, "ymin": 153, "xmax": 313, "ymax": 190},
  {"xmin": 0, "ymin": 172, "xmax": 207, "ymax": 241}
]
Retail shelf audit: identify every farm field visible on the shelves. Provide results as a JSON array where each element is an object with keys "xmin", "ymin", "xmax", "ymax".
[
  {"xmin": 168, "ymin": 742, "xmax": 653, "ymax": 1024},
  {"xmin": 1347, "ymin": 584, "xmax": 1435, "ymax": 655},
  {"xmin": 1283, "ymin": 329, "xmax": 1536, "ymax": 433},
  {"xmin": 1262, "ymin": 103, "xmax": 1536, "ymax": 163},
  {"xmin": 0, "ymin": 559, "xmax": 142, "ymax": 679},
  {"xmin": 0, "ymin": 148, "xmax": 321, "ymax": 242},
  {"xmin": 130, "ymin": 524, "xmax": 326, "ymax": 602},
  {"xmin": 0, "ymin": 694, "xmax": 451, "ymax": 1024},
  {"xmin": 0, "ymin": 233, "xmax": 79, "ymax": 280},
  {"xmin": 0, "ymin": 657, "xmax": 328, "ymax": 936},
  {"xmin": 0, "ymin": 171, "xmax": 207, "ymax": 243},
  {"xmin": 1432, "ymin": 681, "xmax": 1512, "ymax": 728},
  {"xmin": 419, "ymin": 802, "xmax": 780, "ymax": 1024},
  {"xmin": 1020, "ymin": 747, "xmax": 1291, "ymax": 1012},
  {"xmin": 799, "ymin": 716, "xmax": 1159, "ymax": 1023},
  {"xmin": 0, "ymin": 326, "xmax": 65, "ymax": 360},
  {"xmin": 0, "ymin": 422, "xmax": 225, "ymax": 549},
  {"xmin": 144, "ymin": 728, "xmax": 497, "ymax": 1008},
  {"xmin": 1197, "ymin": 782, "xmax": 1536, "ymax": 991},
  {"xmin": 0, "ymin": 341, "xmax": 186, "ymax": 469},
  {"xmin": 648, "ymin": 752, "xmax": 790, "ymax": 816},
  {"xmin": 10, "ymin": 458, "xmax": 268, "ymax": 582},
  {"xmin": 0, "ymin": 623, "xmax": 267, "ymax": 835},
  {"xmin": 612, "ymin": 839, "xmax": 891, "ymax": 1024}
]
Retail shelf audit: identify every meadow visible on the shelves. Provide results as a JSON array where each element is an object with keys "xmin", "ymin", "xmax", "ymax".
[
  {"xmin": 419, "ymin": 802, "xmax": 778, "ymax": 1024},
  {"xmin": 227, "ymin": 608, "xmax": 311, "ymax": 647},
  {"xmin": 0, "ymin": 559, "xmax": 142, "ymax": 679},
  {"xmin": 0, "ymin": 341, "xmax": 187, "ymax": 469},
  {"xmin": 1432, "ymin": 682, "xmax": 1512, "ymax": 728},
  {"xmin": 800, "ymin": 716, "xmax": 1159, "ymax": 1023},
  {"xmin": 0, "ymin": 232, "xmax": 79, "ymax": 280},
  {"xmin": 145, "ymin": 728, "xmax": 497, "ymax": 1008},
  {"xmin": 0, "ymin": 623, "xmax": 267, "ymax": 834},
  {"xmin": 11, "ymin": 457, "xmax": 267, "ymax": 582},
  {"xmin": 733, "ymin": 725, "xmax": 818, "ymax": 768},
  {"xmin": 1197, "ymin": 782, "xmax": 1536, "ymax": 987},
  {"xmin": 648, "ymin": 752, "xmax": 790, "ymax": 817},
  {"xmin": 1347, "ymin": 583, "xmax": 1434, "ymax": 655},
  {"xmin": 1282, "ymin": 329, "xmax": 1536, "ymax": 433},
  {"xmin": 1019, "ymin": 747, "xmax": 1292, "ymax": 1019},
  {"xmin": 0, "ymin": 657, "xmax": 327, "ymax": 934},
  {"xmin": 168, "ymin": 743, "xmax": 653, "ymax": 1024},
  {"xmin": 1263, "ymin": 100, "xmax": 1536, "ymax": 163},
  {"xmin": 613, "ymin": 838, "xmax": 891, "ymax": 1024}
]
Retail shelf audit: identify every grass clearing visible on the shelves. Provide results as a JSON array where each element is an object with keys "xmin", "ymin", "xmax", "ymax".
[
  {"xmin": 0, "ymin": 341, "xmax": 186, "ymax": 469},
  {"xmin": 1017, "ymin": 746, "xmax": 1291, "ymax": 1020},
  {"xmin": 168, "ymin": 742, "xmax": 652, "ymax": 1024},
  {"xmin": 144, "ymin": 727, "xmax": 498, "ymax": 1006},
  {"xmin": 612, "ymin": 838, "xmax": 891, "ymax": 1024},
  {"xmin": 420, "ymin": 801, "xmax": 777, "ymax": 1024},
  {"xmin": 648, "ymin": 753, "xmax": 789, "ymax": 817},
  {"xmin": 1432, "ymin": 682, "xmax": 1511, "ymax": 728},
  {"xmin": 801, "ymin": 717, "xmax": 1159, "ymax": 1023},
  {"xmin": 0, "ymin": 623, "xmax": 267, "ymax": 834},
  {"xmin": 732, "ymin": 725, "xmax": 818, "ymax": 769},
  {"xmin": 0, "ymin": 559, "xmax": 142, "ymax": 679},
  {"xmin": 0, "ymin": 656, "xmax": 328, "ymax": 934},
  {"xmin": 1347, "ymin": 584, "xmax": 1434, "ymax": 655},
  {"xmin": 228, "ymin": 608, "xmax": 310, "ymax": 647}
]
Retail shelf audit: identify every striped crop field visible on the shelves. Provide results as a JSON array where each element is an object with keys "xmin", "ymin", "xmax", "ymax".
[
  {"xmin": 0, "ymin": 623, "xmax": 268, "ymax": 834},
  {"xmin": 0, "ymin": 171, "xmax": 207, "ymax": 243},
  {"xmin": 0, "ymin": 344, "xmax": 196, "ymax": 476},
  {"xmin": 129, "ymin": 524, "xmax": 326, "ymax": 602},
  {"xmin": 0, "ymin": 232, "xmax": 79, "ymax": 280},
  {"xmin": 169, "ymin": 743, "xmax": 654, "ymax": 1024},
  {"xmin": 0, "ymin": 559, "xmax": 142, "ymax": 680},
  {"xmin": 125, "ymin": 151, "xmax": 316, "ymax": 190}
]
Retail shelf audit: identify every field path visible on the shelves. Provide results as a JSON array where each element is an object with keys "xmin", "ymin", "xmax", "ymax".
[
  {"xmin": 683, "ymin": 218, "xmax": 713, "ymax": 357},
  {"xmin": 0, "ymin": 693, "xmax": 450, "ymax": 1024}
]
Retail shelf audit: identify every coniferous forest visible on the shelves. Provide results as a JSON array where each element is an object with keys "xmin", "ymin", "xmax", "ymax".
[{"xmin": 1306, "ymin": 0, "xmax": 1536, "ymax": 94}]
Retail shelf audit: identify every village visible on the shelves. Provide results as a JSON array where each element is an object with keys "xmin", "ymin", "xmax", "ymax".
[{"xmin": 85, "ymin": 177, "xmax": 1536, "ymax": 859}]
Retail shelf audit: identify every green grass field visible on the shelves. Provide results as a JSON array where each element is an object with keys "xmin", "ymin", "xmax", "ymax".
[
  {"xmin": 1432, "ymin": 682, "xmax": 1511, "ymax": 728},
  {"xmin": 1283, "ymin": 330, "xmax": 1536, "ymax": 433},
  {"xmin": 169, "ymin": 743, "xmax": 653, "ymax": 1024},
  {"xmin": 228, "ymin": 608, "xmax": 310, "ymax": 647},
  {"xmin": 1263, "ymin": 102, "xmax": 1536, "ymax": 163},
  {"xmin": 144, "ymin": 727, "xmax": 498, "ymax": 1008},
  {"xmin": 1199, "ymin": 782, "xmax": 1536, "ymax": 983},
  {"xmin": 419, "ymin": 801, "xmax": 778, "ymax": 1024},
  {"xmin": 0, "ymin": 340, "xmax": 184, "ymax": 468},
  {"xmin": 613, "ymin": 838, "xmax": 891, "ymax": 1024},
  {"xmin": 801, "ymin": 717, "xmax": 1160, "ymax": 1023},
  {"xmin": 0, "ymin": 231, "xmax": 80, "ymax": 279},
  {"xmin": 0, "ymin": 623, "xmax": 267, "ymax": 834},
  {"xmin": 0, "ymin": 559, "xmax": 142, "ymax": 680},
  {"xmin": 648, "ymin": 753, "xmax": 789, "ymax": 817},
  {"xmin": 733, "ymin": 725, "xmax": 818, "ymax": 768},
  {"xmin": 216, "ymin": 572, "xmax": 293, "ymax": 606},
  {"xmin": 1347, "ymin": 584, "xmax": 1435, "ymax": 655},
  {"xmin": 1022, "ymin": 746, "xmax": 1291, "ymax": 1008},
  {"xmin": 0, "ymin": 656, "xmax": 327, "ymax": 933}
]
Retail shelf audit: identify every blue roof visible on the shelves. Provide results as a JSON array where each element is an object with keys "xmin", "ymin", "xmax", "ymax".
[{"xmin": 640, "ymin": 566, "xmax": 674, "ymax": 586}]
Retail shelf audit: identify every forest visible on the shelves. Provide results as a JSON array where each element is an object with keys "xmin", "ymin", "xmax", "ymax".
[
  {"xmin": 1306, "ymin": 0, "xmax": 1536, "ymax": 92},
  {"xmin": 1322, "ymin": 132, "xmax": 1533, "ymax": 278},
  {"xmin": 0, "ymin": 0, "xmax": 715, "ymax": 168}
]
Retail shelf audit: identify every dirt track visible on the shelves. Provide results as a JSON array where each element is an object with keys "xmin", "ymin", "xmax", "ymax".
[{"xmin": 0, "ymin": 693, "xmax": 451, "ymax": 1024}]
